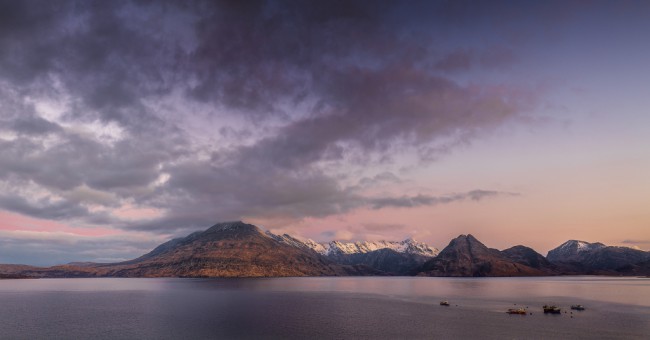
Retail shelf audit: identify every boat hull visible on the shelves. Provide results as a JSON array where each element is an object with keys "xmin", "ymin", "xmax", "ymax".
[
  {"xmin": 507, "ymin": 309, "xmax": 527, "ymax": 315},
  {"xmin": 543, "ymin": 305, "xmax": 561, "ymax": 314}
]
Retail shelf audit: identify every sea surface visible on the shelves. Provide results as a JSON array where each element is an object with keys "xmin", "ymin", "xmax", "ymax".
[{"xmin": 0, "ymin": 276, "xmax": 648, "ymax": 339}]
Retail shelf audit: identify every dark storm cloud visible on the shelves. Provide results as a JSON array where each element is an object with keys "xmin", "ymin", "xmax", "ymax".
[
  {"xmin": 0, "ymin": 0, "xmax": 531, "ymax": 232},
  {"xmin": 0, "ymin": 0, "xmax": 186, "ymax": 134},
  {"xmin": 0, "ymin": 1, "xmax": 64, "ymax": 84},
  {"xmin": 184, "ymin": 0, "xmax": 412, "ymax": 116}
]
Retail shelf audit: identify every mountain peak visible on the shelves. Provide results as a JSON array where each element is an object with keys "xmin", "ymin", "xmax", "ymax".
[
  {"xmin": 399, "ymin": 238, "xmax": 439, "ymax": 256},
  {"xmin": 547, "ymin": 239, "xmax": 607, "ymax": 262},
  {"xmin": 448, "ymin": 234, "xmax": 485, "ymax": 249},
  {"xmin": 205, "ymin": 221, "xmax": 265, "ymax": 234},
  {"xmin": 560, "ymin": 239, "xmax": 606, "ymax": 248},
  {"xmin": 195, "ymin": 221, "xmax": 269, "ymax": 242},
  {"xmin": 466, "ymin": 234, "xmax": 480, "ymax": 241},
  {"xmin": 452, "ymin": 234, "xmax": 477, "ymax": 240},
  {"xmin": 206, "ymin": 221, "xmax": 249, "ymax": 231}
]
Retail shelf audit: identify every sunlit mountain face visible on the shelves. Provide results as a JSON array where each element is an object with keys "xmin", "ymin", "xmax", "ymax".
[{"xmin": 0, "ymin": 0, "xmax": 649, "ymax": 266}]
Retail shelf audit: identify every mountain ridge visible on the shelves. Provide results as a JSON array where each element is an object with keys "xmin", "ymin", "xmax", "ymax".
[
  {"xmin": 2, "ymin": 222, "xmax": 648, "ymax": 278},
  {"xmin": 267, "ymin": 233, "xmax": 439, "ymax": 257},
  {"xmin": 267, "ymin": 231, "xmax": 439, "ymax": 275},
  {"xmin": 414, "ymin": 234, "xmax": 550, "ymax": 277},
  {"xmin": 546, "ymin": 239, "xmax": 650, "ymax": 274}
]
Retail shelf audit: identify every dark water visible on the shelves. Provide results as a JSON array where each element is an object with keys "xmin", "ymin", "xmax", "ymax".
[{"xmin": 0, "ymin": 277, "xmax": 648, "ymax": 339}]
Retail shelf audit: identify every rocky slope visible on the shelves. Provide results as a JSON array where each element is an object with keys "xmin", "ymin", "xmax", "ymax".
[{"xmin": 415, "ymin": 235, "xmax": 548, "ymax": 277}]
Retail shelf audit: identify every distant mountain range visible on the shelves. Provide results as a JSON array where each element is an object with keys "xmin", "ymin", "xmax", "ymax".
[{"xmin": 1, "ymin": 221, "xmax": 648, "ymax": 278}]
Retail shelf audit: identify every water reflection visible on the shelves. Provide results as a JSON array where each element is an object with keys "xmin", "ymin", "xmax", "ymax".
[
  {"xmin": 0, "ymin": 276, "xmax": 648, "ymax": 339},
  {"xmin": 0, "ymin": 276, "xmax": 648, "ymax": 307}
]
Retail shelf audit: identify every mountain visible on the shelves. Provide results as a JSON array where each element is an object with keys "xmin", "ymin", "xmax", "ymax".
[
  {"xmin": 11, "ymin": 222, "xmax": 379, "ymax": 278},
  {"xmin": 414, "ymin": 235, "xmax": 548, "ymax": 277},
  {"xmin": 3, "ymin": 223, "xmax": 649, "ymax": 278},
  {"xmin": 268, "ymin": 235, "xmax": 439, "ymax": 275},
  {"xmin": 546, "ymin": 240, "xmax": 606, "ymax": 262},
  {"xmin": 109, "ymin": 221, "xmax": 378, "ymax": 277},
  {"xmin": 501, "ymin": 245, "xmax": 556, "ymax": 273},
  {"xmin": 547, "ymin": 240, "xmax": 650, "ymax": 274}
]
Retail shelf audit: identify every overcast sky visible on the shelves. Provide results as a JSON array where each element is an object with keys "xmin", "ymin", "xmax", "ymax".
[{"xmin": 1, "ymin": 0, "xmax": 649, "ymax": 265}]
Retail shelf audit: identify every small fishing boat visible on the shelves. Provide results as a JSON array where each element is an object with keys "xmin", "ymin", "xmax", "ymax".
[
  {"xmin": 440, "ymin": 301, "xmax": 450, "ymax": 306},
  {"xmin": 570, "ymin": 305, "xmax": 585, "ymax": 311},
  {"xmin": 543, "ymin": 305, "xmax": 561, "ymax": 314},
  {"xmin": 507, "ymin": 308, "xmax": 527, "ymax": 315}
]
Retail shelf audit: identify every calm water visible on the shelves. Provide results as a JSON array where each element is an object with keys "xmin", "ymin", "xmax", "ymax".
[{"xmin": 0, "ymin": 276, "xmax": 648, "ymax": 339}]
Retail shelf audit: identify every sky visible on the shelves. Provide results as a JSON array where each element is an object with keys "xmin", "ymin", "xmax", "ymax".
[{"xmin": 0, "ymin": 0, "xmax": 649, "ymax": 266}]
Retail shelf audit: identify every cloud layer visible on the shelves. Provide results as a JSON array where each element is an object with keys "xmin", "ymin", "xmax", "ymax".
[{"xmin": 0, "ymin": 0, "xmax": 532, "ymax": 240}]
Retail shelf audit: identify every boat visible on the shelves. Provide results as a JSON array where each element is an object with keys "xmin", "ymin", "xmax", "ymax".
[
  {"xmin": 440, "ymin": 301, "xmax": 450, "ymax": 306},
  {"xmin": 570, "ymin": 305, "xmax": 585, "ymax": 311},
  {"xmin": 507, "ymin": 308, "xmax": 527, "ymax": 315},
  {"xmin": 543, "ymin": 305, "xmax": 561, "ymax": 314}
]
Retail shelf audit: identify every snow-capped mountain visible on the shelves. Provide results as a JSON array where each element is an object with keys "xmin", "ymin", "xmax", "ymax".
[
  {"xmin": 308, "ymin": 238, "xmax": 439, "ymax": 257},
  {"xmin": 547, "ymin": 239, "xmax": 650, "ymax": 273},
  {"xmin": 265, "ymin": 231, "xmax": 439, "ymax": 258},
  {"xmin": 265, "ymin": 232, "xmax": 439, "ymax": 274},
  {"xmin": 546, "ymin": 240, "xmax": 606, "ymax": 262}
]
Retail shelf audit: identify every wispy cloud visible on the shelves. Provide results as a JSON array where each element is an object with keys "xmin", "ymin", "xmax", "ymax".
[
  {"xmin": 621, "ymin": 239, "xmax": 650, "ymax": 250},
  {"xmin": 366, "ymin": 190, "xmax": 519, "ymax": 210}
]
